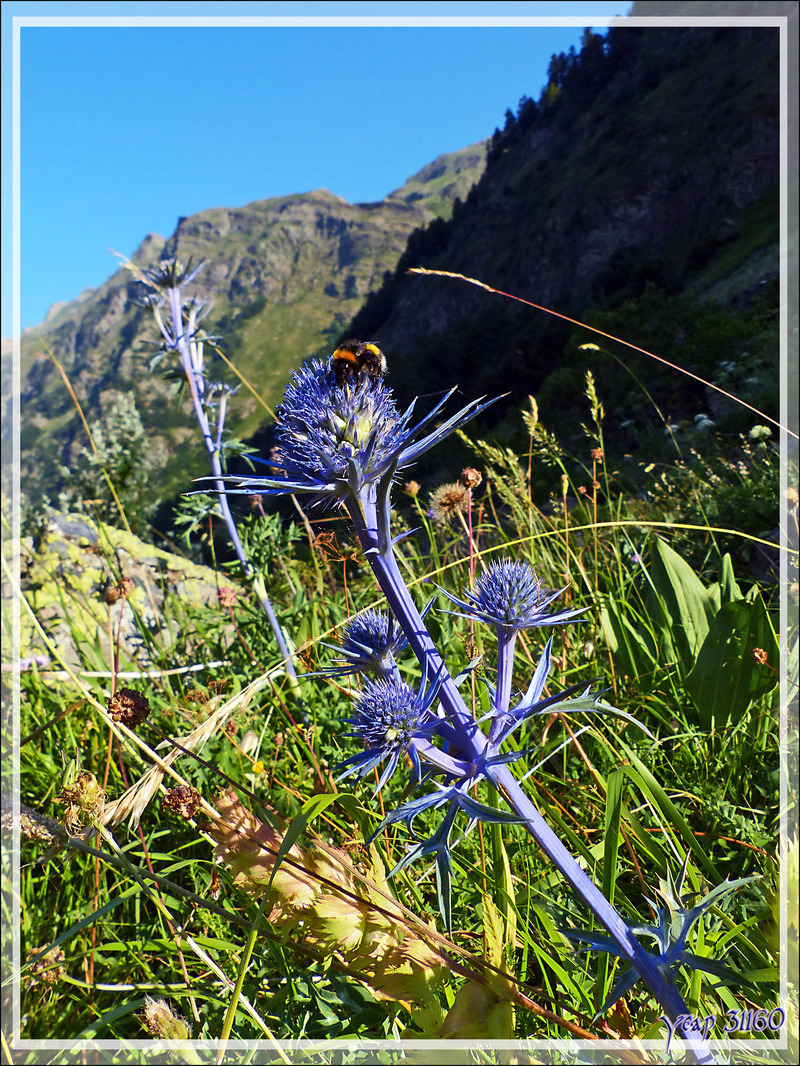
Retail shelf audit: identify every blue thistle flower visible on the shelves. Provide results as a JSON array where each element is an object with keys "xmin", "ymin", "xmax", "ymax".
[
  {"xmin": 274, "ymin": 361, "xmax": 408, "ymax": 503},
  {"xmin": 315, "ymin": 602, "xmax": 436, "ymax": 681},
  {"xmin": 198, "ymin": 359, "xmax": 497, "ymax": 507},
  {"xmin": 337, "ymin": 676, "xmax": 442, "ymax": 792},
  {"xmin": 335, "ymin": 609, "xmax": 404, "ymax": 677},
  {"xmin": 440, "ymin": 560, "xmax": 587, "ymax": 633}
]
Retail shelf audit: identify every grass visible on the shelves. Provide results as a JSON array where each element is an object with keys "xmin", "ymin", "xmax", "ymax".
[{"xmin": 3, "ymin": 285, "xmax": 796, "ymax": 1066}]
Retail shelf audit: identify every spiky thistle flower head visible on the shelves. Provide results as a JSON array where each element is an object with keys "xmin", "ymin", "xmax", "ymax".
[
  {"xmin": 142, "ymin": 257, "xmax": 204, "ymax": 292},
  {"xmin": 338, "ymin": 676, "xmax": 440, "ymax": 791},
  {"xmin": 196, "ymin": 359, "xmax": 497, "ymax": 507},
  {"xmin": 272, "ymin": 361, "xmax": 408, "ymax": 503},
  {"xmin": 333, "ymin": 609, "xmax": 406, "ymax": 677},
  {"xmin": 440, "ymin": 559, "xmax": 586, "ymax": 632}
]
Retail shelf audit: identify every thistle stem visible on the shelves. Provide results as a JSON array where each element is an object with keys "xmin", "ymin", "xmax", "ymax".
[
  {"xmin": 164, "ymin": 285, "xmax": 298, "ymax": 685},
  {"xmin": 347, "ymin": 485, "xmax": 715, "ymax": 1066}
]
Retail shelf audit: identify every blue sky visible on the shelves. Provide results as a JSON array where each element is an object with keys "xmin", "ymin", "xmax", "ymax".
[{"xmin": 2, "ymin": 2, "xmax": 631, "ymax": 336}]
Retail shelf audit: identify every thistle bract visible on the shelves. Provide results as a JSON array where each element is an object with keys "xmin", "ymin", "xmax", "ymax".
[{"xmin": 563, "ymin": 872, "xmax": 758, "ymax": 1017}]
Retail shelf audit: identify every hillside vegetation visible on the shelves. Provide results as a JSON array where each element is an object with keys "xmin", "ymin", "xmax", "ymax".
[{"xmin": 349, "ymin": 24, "xmax": 779, "ymax": 459}]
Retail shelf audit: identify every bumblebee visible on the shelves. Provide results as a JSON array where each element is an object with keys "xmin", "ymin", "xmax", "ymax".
[{"xmin": 330, "ymin": 339, "xmax": 387, "ymax": 387}]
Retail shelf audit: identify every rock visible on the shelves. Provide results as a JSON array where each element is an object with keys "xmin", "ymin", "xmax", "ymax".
[{"xmin": 7, "ymin": 512, "xmax": 235, "ymax": 669}]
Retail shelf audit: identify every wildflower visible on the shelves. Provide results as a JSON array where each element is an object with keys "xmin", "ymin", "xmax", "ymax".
[
  {"xmin": 217, "ymin": 586, "xmax": 239, "ymax": 609},
  {"xmin": 748, "ymin": 424, "xmax": 772, "ymax": 441},
  {"xmin": 439, "ymin": 560, "xmax": 585, "ymax": 634},
  {"xmin": 459, "ymin": 467, "xmax": 483, "ymax": 489},
  {"xmin": 787, "ymin": 487, "xmax": 799, "ymax": 510},
  {"xmin": 324, "ymin": 609, "xmax": 406, "ymax": 679},
  {"xmin": 118, "ymin": 576, "xmax": 135, "ymax": 598},
  {"xmin": 338, "ymin": 676, "xmax": 444, "ymax": 792},
  {"xmin": 163, "ymin": 786, "xmax": 202, "ymax": 820},
  {"xmin": 18, "ymin": 654, "xmax": 49, "ymax": 672},
  {"xmin": 198, "ymin": 360, "xmax": 495, "ymax": 508},
  {"xmin": 249, "ymin": 362, "xmax": 406, "ymax": 501},
  {"xmin": 107, "ymin": 687, "xmax": 151, "ymax": 729},
  {"xmin": 105, "ymin": 576, "xmax": 135, "ymax": 605},
  {"xmin": 429, "ymin": 481, "xmax": 468, "ymax": 522},
  {"xmin": 195, "ymin": 352, "xmax": 719, "ymax": 1055},
  {"xmin": 751, "ymin": 647, "xmax": 769, "ymax": 665},
  {"xmin": 404, "ymin": 480, "xmax": 421, "ymax": 497}
]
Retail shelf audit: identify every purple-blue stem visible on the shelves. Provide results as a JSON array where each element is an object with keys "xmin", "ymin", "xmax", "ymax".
[
  {"xmin": 346, "ymin": 482, "xmax": 715, "ymax": 1066},
  {"xmin": 163, "ymin": 286, "xmax": 298, "ymax": 685}
]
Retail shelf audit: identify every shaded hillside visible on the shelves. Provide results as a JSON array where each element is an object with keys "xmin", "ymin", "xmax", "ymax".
[
  {"xmin": 347, "ymin": 24, "xmax": 780, "ymax": 454},
  {"xmin": 9, "ymin": 144, "xmax": 486, "ymax": 506}
]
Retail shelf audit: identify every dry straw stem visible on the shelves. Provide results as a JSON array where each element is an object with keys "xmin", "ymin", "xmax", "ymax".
[
  {"xmin": 3, "ymin": 662, "xmax": 231, "ymax": 679},
  {"xmin": 408, "ymin": 268, "xmax": 794, "ymax": 440},
  {"xmin": 103, "ymin": 668, "xmax": 282, "ymax": 829},
  {"xmin": 405, "ymin": 519, "xmax": 796, "ymax": 594}
]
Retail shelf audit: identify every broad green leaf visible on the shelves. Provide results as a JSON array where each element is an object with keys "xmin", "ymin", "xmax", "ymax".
[
  {"xmin": 645, "ymin": 538, "xmax": 718, "ymax": 671},
  {"xmin": 720, "ymin": 552, "xmax": 743, "ymax": 604},
  {"xmin": 685, "ymin": 595, "xmax": 779, "ymax": 728}
]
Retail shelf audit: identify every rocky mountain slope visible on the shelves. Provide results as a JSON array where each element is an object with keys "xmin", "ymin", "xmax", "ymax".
[
  {"xmin": 347, "ymin": 22, "xmax": 781, "ymax": 441},
  {"xmin": 7, "ymin": 143, "xmax": 487, "ymax": 505}
]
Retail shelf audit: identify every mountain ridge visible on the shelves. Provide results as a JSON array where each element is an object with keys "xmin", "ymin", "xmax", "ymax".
[{"xmin": 7, "ymin": 142, "xmax": 488, "ymax": 504}]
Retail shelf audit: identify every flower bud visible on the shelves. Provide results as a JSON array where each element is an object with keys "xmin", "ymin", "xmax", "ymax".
[{"xmin": 459, "ymin": 467, "xmax": 482, "ymax": 490}]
